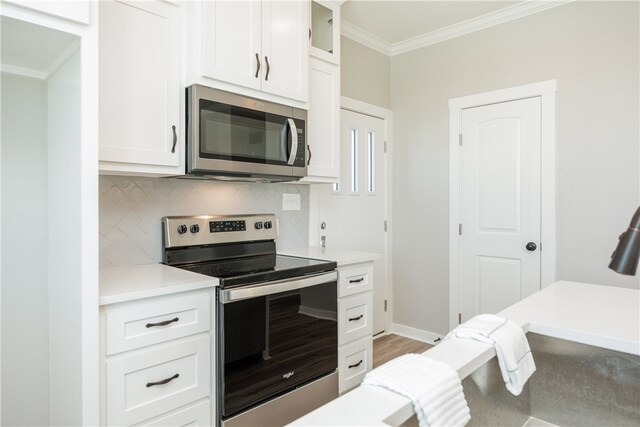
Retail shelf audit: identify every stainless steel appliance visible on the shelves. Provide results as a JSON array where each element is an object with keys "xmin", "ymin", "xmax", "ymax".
[
  {"xmin": 162, "ymin": 214, "xmax": 338, "ymax": 426},
  {"xmin": 186, "ymin": 85, "xmax": 308, "ymax": 182}
]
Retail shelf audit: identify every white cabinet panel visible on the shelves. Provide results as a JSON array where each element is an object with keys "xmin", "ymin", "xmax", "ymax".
[
  {"xmin": 135, "ymin": 399, "xmax": 211, "ymax": 427},
  {"xmin": 198, "ymin": 0, "xmax": 308, "ymax": 103},
  {"xmin": 99, "ymin": 0, "xmax": 182, "ymax": 174},
  {"xmin": 305, "ymin": 57, "xmax": 339, "ymax": 181},
  {"xmin": 338, "ymin": 336, "xmax": 372, "ymax": 394},
  {"xmin": 338, "ymin": 263, "xmax": 373, "ymax": 298},
  {"xmin": 201, "ymin": 0, "xmax": 262, "ymax": 90},
  {"xmin": 338, "ymin": 292, "xmax": 373, "ymax": 345},
  {"xmin": 105, "ymin": 334, "xmax": 210, "ymax": 426},
  {"xmin": 105, "ymin": 292, "xmax": 210, "ymax": 356},
  {"xmin": 261, "ymin": 0, "xmax": 309, "ymax": 101}
]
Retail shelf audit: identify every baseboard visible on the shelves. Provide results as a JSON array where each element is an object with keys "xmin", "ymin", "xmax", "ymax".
[{"xmin": 389, "ymin": 323, "xmax": 444, "ymax": 345}]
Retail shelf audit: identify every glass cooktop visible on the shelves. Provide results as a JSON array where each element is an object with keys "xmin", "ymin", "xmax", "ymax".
[{"xmin": 178, "ymin": 254, "xmax": 336, "ymax": 288}]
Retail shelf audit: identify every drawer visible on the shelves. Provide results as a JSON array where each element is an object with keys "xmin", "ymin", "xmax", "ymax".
[
  {"xmin": 135, "ymin": 399, "xmax": 211, "ymax": 426},
  {"xmin": 338, "ymin": 337, "xmax": 372, "ymax": 394},
  {"xmin": 338, "ymin": 264, "xmax": 374, "ymax": 298},
  {"xmin": 106, "ymin": 334, "xmax": 211, "ymax": 426},
  {"xmin": 105, "ymin": 292, "xmax": 210, "ymax": 355},
  {"xmin": 338, "ymin": 292, "xmax": 373, "ymax": 346}
]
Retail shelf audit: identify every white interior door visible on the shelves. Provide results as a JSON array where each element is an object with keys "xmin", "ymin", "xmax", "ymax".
[
  {"xmin": 318, "ymin": 109, "xmax": 387, "ymax": 335},
  {"xmin": 459, "ymin": 97, "xmax": 541, "ymax": 323}
]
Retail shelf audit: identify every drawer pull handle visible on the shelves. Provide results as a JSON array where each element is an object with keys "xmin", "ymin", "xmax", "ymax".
[
  {"xmin": 348, "ymin": 360, "xmax": 363, "ymax": 369},
  {"xmin": 146, "ymin": 373, "xmax": 179, "ymax": 388},
  {"xmin": 348, "ymin": 314, "xmax": 363, "ymax": 322},
  {"xmin": 145, "ymin": 317, "xmax": 179, "ymax": 328},
  {"xmin": 349, "ymin": 278, "xmax": 364, "ymax": 283}
]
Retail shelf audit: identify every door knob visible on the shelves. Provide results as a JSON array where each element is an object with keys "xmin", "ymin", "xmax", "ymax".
[{"xmin": 526, "ymin": 242, "xmax": 537, "ymax": 251}]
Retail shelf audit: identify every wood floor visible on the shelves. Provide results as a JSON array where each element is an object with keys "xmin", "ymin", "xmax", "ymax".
[{"xmin": 373, "ymin": 334, "xmax": 434, "ymax": 368}]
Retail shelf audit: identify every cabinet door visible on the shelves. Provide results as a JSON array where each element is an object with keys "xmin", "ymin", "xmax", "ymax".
[
  {"xmin": 261, "ymin": 0, "xmax": 309, "ymax": 101},
  {"xmin": 99, "ymin": 0, "xmax": 181, "ymax": 170},
  {"xmin": 201, "ymin": 0, "xmax": 262, "ymax": 91},
  {"xmin": 306, "ymin": 58, "xmax": 340, "ymax": 179}
]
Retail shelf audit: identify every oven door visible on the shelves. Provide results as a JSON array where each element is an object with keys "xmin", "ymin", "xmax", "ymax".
[
  {"xmin": 218, "ymin": 271, "xmax": 338, "ymax": 420},
  {"xmin": 187, "ymin": 85, "xmax": 307, "ymax": 178}
]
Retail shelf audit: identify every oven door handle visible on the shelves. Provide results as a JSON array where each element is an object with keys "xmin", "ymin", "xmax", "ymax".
[{"xmin": 220, "ymin": 271, "xmax": 337, "ymax": 303}]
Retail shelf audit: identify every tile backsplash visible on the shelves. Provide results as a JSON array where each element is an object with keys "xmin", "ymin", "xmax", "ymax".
[{"xmin": 99, "ymin": 176, "xmax": 309, "ymax": 267}]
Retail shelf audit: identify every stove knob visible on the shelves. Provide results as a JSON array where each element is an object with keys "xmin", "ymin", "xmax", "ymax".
[
  {"xmin": 255, "ymin": 221, "xmax": 263, "ymax": 230},
  {"xmin": 264, "ymin": 221, "xmax": 272, "ymax": 229},
  {"xmin": 190, "ymin": 224, "xmax": 200, "ymax": 233},
  {"xmin": 177, "ymin": 224, "xmax": 187, "ymax": 234}
]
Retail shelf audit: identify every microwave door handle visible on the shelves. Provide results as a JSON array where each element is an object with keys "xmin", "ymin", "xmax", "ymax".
[
  {"xmin": 286, "ymin": 118, "xmax": 298, "ymax": 165},
  {"xmin": 280, "ymin": 120, "xmax": 289, "ymax": 162}
]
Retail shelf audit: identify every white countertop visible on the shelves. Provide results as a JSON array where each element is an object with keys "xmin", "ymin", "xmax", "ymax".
[
  {"xmin": 280, "ymin": 247, "xmax": 382, "ymax": 266},
  {"xmin": 99, "ymin": 264, "xmax": 219, "ymax": 306},
  {"xmin": 291, "ymin": 280, "xmax": 640, "ymax": 426}
]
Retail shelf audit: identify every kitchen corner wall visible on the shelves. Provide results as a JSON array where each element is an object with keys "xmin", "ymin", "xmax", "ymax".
[
  {"xmin": 99, "ymin": 176, "xmax": 309, "ymax": 267},
  {"xmin": 391, "ymin": 0, "xmax": 640, "ymax": 335}
]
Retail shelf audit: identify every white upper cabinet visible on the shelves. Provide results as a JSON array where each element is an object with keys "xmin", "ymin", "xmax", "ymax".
[
  {"xmin": 305, "ymin": 57, "xmax": 340, "ymax": 181},
  {"xmin": 98, "ymin": 0, "xmax": 183, "ymax": 175},
  {"xmin": 200, "ymin": 0, "xmax": 309, "ymax": 103},
  {"xmin": 201, "ymin": 1, "xmax": 262, "ymax": 91},
  {"xmin": 310, "ymin": 0, "xmax": 340, "ymax": 65}
]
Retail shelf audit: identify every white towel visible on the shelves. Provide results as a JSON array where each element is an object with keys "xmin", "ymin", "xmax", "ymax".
[
  {"xmin": 445, "ymin": 314, "xmax": 536, "ymax": 396},
  {"xmin": 362, "ymin": 354, "xmax": 470, "ymax": 427}
]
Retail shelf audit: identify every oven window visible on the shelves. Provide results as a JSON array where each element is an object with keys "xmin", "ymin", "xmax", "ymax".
[
  {"xmin": 199, "ymin": 99, "xmax": 290, "ymax": 165},
  {"xmin": 221, "ymin": 282, "xmax": 337, "ymax": 418}
]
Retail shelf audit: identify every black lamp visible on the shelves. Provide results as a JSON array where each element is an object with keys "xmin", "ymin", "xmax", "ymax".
[{"xmin": 609, "ymin": 206, "xmax": 640, "ymax": 275}]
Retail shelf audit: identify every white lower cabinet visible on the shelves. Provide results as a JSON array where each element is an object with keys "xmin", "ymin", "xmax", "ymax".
[
  {"xmin": 338, "ymin": 336, "xmax": 373, "ymax": 393},
  {"xmin": 337, "ymin": 262, "xmax": 374, "ymax": 394},
  {"xmin": 136, "ymin": 399, "xmax": 211, "ymax": 427},
  {"xmin": 101, "ymin": 290, "xmax": 215, "ymax": 426}
]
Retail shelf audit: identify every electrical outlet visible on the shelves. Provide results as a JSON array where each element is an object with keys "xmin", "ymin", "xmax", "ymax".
[{"xmin": 282, "ymin": 193, "xmax": 301, "ymax": 211}]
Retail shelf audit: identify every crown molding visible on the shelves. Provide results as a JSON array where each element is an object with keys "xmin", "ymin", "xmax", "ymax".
[
  {"xmin": 341, "ymin": 20, "xmax": 392, "ymax": 56},
  {"xmin": 342, "ymin": 0, "xmax": 574, "ymax": 57}
]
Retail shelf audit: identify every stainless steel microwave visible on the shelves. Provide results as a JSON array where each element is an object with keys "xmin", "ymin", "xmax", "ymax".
[{"xmin": 186, "ymin": 84, "xmax": 307, "ymax": 182}]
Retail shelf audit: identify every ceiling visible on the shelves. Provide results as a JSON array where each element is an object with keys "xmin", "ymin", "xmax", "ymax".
[{"xmin": 342, "ymin": 0, "xmax": 523, "ymax": 45}]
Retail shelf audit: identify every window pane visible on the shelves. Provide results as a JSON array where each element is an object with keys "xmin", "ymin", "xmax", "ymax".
[
  {"xmin": 351, "ymin": 129, "xmax": 358, "ymax": 192},
  {"xmin": 368, "ymin": 132, "xmax": 375, "ymax": 192}
]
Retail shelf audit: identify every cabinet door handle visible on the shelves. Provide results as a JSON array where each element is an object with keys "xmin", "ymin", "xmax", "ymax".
[
  {"xmin": 349, "ymin": 278, "xmax": 364, "ymax": 284},
  {"xmin": 348, "ymin": 314, "xmax": 363, "ymax": 322},
  {"xmin": 264, "ymin": 56, "xmax": 270, "ymax": 81},
  {"xmin": 146, "ymin": 373, "xmax": 179, "ymax": 388},
  {"xmin": 171, "ymin": 125, "xmax": 177, "ymax": 153},
  {"xmin": 348, "ymin": 360, "xmax": 363, "ymax": 369},
  {"xmin": 145, "ymin": 317, "xmax": 179, "ymax": 328},
  {"xmin": 307, "ymin": 145, "xmax": 312, "ymax": 166},
  {"xmin": 255, "ymin": 53, "xmax": 261, "ymax": 78}
]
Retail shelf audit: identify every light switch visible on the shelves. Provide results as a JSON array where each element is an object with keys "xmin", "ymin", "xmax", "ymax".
[{"xmin": 282, "ymin": 193, "xmax": 301, "ymax": 211}]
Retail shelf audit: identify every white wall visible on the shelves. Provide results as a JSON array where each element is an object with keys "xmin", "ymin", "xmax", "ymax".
[
  {"xmin": 47, "ymin": 51, "xmax": 83, "ymax": 426},
  {"xmin": 341, "ymin": 35, "xmax": 391, "ymax": 109},
  {"xmin": 0, "ymin": 73, "xmax": 50, "ymax": 426},
  {"xmin": 390, "ymin": 1, "xmax": 640, "ymax": 335},
  {"xmin": 99, "ymin": 176, "xmax": 310, "ymax": 266}
]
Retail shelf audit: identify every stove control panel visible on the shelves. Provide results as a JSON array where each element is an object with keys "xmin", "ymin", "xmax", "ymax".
[
  {"xmin": 163, "ymin": 214, "xmax": 278, "ymax": 248},
  {"xmin": 210, "ymin": 220, "xmax": 246, "ymax": 233}
]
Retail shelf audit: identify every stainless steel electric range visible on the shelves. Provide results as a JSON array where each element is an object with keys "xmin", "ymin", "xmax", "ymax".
[{"xmin": 162, "ymin": 214, "xmax": 338, "ymax": 427}]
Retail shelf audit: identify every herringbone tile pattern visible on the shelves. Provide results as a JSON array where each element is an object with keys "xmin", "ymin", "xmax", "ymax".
[{"xmin": 99, "ymin": 176, "xmax": 310, "ymax": 267}]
